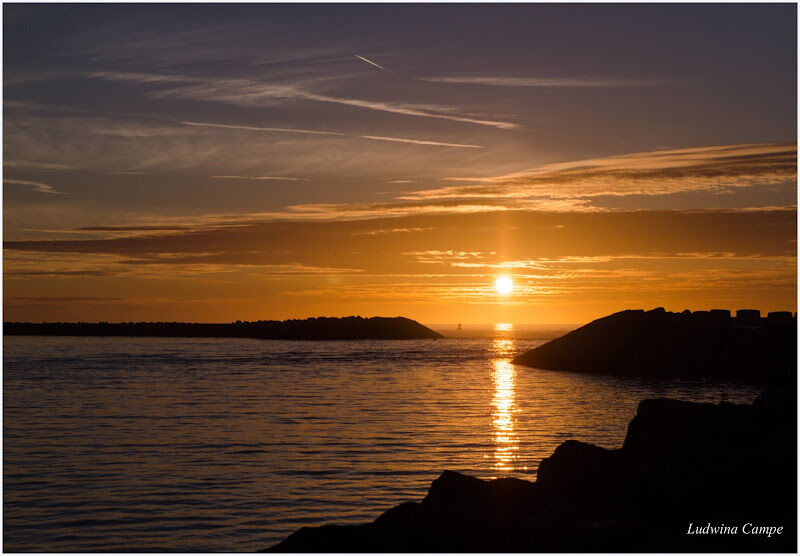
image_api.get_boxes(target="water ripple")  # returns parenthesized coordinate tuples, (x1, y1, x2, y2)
(4, 334, 759, 551)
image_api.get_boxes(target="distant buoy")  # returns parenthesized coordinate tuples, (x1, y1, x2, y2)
(457, 323, 462, 330)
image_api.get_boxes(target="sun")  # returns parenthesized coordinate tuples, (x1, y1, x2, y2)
(495, 275, 513, 295)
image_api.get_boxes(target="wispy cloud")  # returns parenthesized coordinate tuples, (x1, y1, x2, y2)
(7, 210, 793, 314)
(212, 175, 304, 181)
(229, 142, 794, 218)
(13, 296, 125, 302)
(422, 76, 666, 87)
(300, 91, 517, 129)
(400, 143, 797, 202)
(283, 198, 591, 219)
(4, 178, 64, 194)
(4, 160, 77, 171)
(360, 135, 482, 148)
(183, 120, 342, 136)
(354, 53, 388, 71)
(185, 120, 483, 148)
(351, 227, 433, 236)
(90, 71, 518, 129)
(7, 208, 795, 261)
(3, 109, 492, 180)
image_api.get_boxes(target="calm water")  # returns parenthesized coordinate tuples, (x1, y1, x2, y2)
(4, 328, 761, 551)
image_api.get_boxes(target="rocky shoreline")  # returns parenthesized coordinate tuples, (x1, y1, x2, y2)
(269, 388, 796, 552)
(3, 316, 444, 341)
(513, 308, 796, 383)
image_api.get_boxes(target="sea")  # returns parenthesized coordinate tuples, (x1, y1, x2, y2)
(3, 324, 762, 551)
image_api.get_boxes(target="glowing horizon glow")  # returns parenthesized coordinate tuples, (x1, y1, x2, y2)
(495, 275, 514, 295)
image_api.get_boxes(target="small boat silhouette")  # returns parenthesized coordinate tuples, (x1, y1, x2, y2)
(457, 322, 462, 330)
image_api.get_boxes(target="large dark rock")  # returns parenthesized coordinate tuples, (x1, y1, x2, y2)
(269, 389, 796, 552)
(512, 308, 796, 384)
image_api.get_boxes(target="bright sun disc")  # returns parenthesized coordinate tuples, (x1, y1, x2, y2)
(495, 276, 513, 295)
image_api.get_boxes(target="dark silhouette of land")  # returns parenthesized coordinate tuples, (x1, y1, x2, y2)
(513, 308, 796, 384)
(270, 388, 796, 552)
(3, 316, 443, 340)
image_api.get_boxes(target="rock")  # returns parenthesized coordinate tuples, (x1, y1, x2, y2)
(512, 308, 796, 384)
(268, 391, 796, 552)
(422, 470, 542, 523)
(536, 440, 618, 497)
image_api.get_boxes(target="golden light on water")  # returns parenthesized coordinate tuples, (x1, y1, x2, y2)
(491, 337, 518, 472)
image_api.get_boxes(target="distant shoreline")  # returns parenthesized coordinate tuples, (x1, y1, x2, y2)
(3, 316, 444, 341)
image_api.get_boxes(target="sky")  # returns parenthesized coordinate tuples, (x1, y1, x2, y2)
(3, 4, 797, 325)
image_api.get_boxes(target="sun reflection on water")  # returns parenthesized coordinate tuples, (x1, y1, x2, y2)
(491, 334, 518, 474)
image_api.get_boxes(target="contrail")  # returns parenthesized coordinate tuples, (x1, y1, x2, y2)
(183, 121, 343, 136)
(360, 135, 483, 149)
(354, 53, 388, 71)
(183, 121, 483, 149)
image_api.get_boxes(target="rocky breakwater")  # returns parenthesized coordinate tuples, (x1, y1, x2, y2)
(512, 308, 796, 383)
(3, 316, 444, 341)
(269, 388, 795, 552)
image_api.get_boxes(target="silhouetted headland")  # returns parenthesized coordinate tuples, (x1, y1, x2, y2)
(270, 388, 796, 552)
(513, 308, 796, 384)
(3, 316, 443, 340)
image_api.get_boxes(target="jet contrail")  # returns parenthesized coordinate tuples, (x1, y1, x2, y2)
(354, 53, 388, 71)
(183, 121, 483, 149)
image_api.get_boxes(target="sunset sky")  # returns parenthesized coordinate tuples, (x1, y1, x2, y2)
(3, 4, 797, 324)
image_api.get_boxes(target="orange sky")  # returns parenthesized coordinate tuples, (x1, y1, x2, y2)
(4, 5, 797, 325)
(5, 194, 797, 325)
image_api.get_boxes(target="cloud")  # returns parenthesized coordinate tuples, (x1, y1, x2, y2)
(399, 143, 797, 202)
(4, 160, 78, 171)
(182, 120, 342, 136)
(422, 76, 666, 87)
(78, 225, 194, 232)
(212, 175, 304, 181)
(359, 135, 482, 149)
(351, 227, 434, 236)
(299, 91, 518, 129)
(127, 142, 789, 220)
(5, 209, 795, 318)
(90, 71, 518, 129)
(13, 296, 125, 302)
(4, 111, 492, 178)
(5, 208, 796, 263)
(67, 18, 358, 71)
(3, 178, 64, 194)
(185, 120, 484, 148)
(282, 198, 584, 219)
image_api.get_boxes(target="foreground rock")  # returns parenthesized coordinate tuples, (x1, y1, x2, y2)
(3, 316, 443, 341)
(269, 389, 795, 552)
(513, 308, 796, 384)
